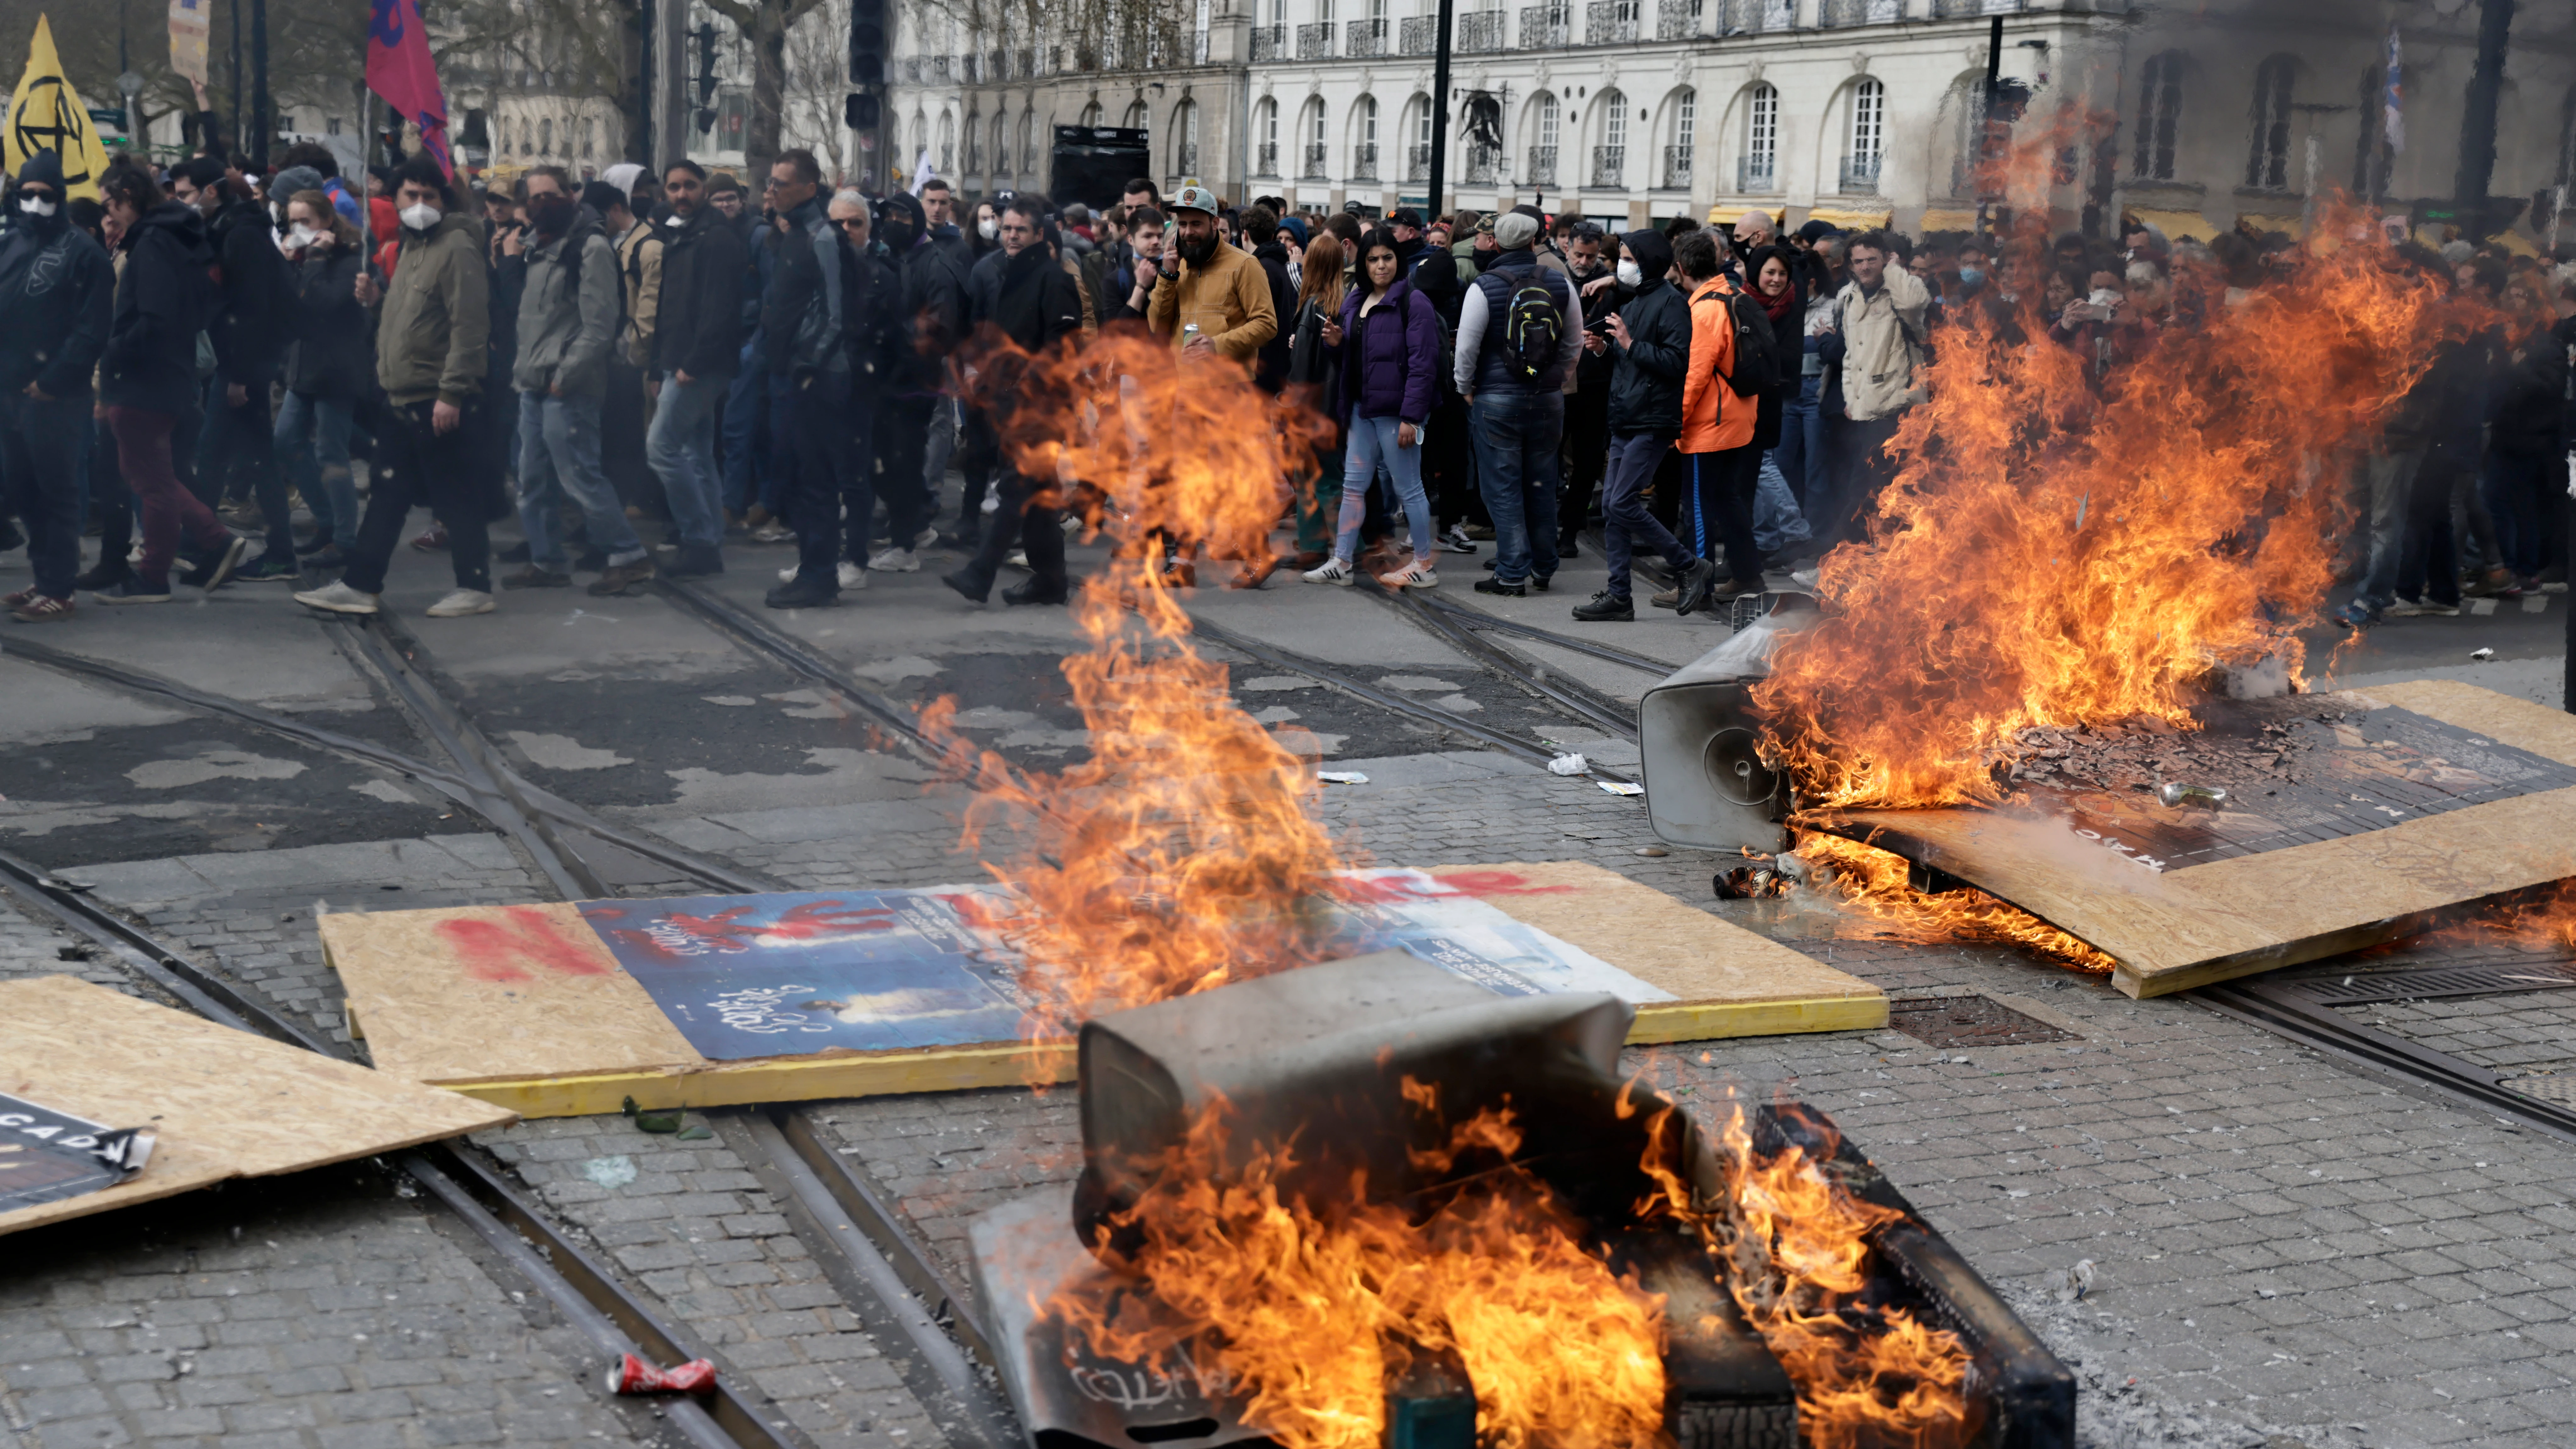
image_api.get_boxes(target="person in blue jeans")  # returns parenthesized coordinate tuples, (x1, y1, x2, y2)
(1573, 228, 1716, 622)
(272, 192, 369, 571)
(1452, 210, 1582, 594)
(1302, 228, 1442, 587)
(642, 161, 746, 578)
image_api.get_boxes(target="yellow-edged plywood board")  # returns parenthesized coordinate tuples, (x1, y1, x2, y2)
(0, 976, 516, 1236)
(321, 862, 1884, 1118)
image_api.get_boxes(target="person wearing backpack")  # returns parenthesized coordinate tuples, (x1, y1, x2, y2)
(1675, 229, 1768, 605)
(1302, 227, 1442, 588)
(1451, 210, 1581, 595)
(1573, 228, 1717, 623)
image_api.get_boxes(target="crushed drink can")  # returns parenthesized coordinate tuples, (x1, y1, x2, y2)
(606, 1353, 718, 1395)
(2154, 782, 2227, 809)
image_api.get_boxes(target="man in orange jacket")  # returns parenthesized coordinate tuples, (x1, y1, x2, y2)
(1674, 230, 1765, 604)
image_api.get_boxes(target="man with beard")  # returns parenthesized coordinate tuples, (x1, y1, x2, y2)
(759, 149, 861, 609)
(0, 151, 114, 621)
(644, 159, 747, 580)
(866, 191, 963, 574)
(1146, 185, 1279, 365)
(942, 196, 1082, 608)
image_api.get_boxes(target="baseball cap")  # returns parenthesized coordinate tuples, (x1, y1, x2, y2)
(1474, 214, 1495, 235)
(1390, 207, 1424, 229)
(1169, 184, 1222, 216)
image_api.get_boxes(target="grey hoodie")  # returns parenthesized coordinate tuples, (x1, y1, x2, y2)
(511, 212, 619, 398)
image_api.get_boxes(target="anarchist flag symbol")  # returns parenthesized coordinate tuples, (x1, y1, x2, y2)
(9, 73, 89, 187)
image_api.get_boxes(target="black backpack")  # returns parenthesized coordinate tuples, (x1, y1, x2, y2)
(1713, 284, 1780, 398)
(1502, 275, 1564, 382)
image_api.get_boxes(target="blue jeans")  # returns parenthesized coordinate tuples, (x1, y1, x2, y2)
(2353, 445, 2424, 608)
(516, 389, 645, 571)
(647, 373, 728, 550)
(1774, 373, 1826, 509)
(273, 389, 357, 547)
(1602, 432, 1688, 601)
(1752, 449, 1812, 555)
(2483, 450, 2552, 579)
(1337, 415, 1433, 564)
(722, 333, 777, 515)
(1468, 390, 1564, 584)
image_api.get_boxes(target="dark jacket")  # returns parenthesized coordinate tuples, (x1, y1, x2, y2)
(1336, 279, 1441, 427)
(1607, 276, 1691, 437)
(0, 214, 113, 398)
(1250, 241, 1298, 391)
(208, 197, 293, 386)
(845, 246, 906, 395)
(282, 246, 369, 398)
(967, 245, 1082, 353)
(1397, 234, 1463, 325)
(101, 201, 214, 415)
(651, 205, 749, 382)
(1467, 248, 1576, 395)
(1285, 293, 1342, 415)
(762, 194, 841, 377)
(893, 237, 967, 391)
(2487, 324, 2567, 459)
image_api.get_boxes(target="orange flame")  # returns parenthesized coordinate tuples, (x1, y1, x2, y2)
(1796, 832, 2117, 973)
(928, 332, 1344, 1036)
(1756, 113, 2480, 810)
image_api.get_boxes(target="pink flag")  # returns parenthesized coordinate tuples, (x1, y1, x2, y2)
(367, 0, 452, 179)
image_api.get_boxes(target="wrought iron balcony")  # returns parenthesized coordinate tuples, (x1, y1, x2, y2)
(1458, 10, 1505, 51)
(1344, 16, 1386, 54)
(1463, 143, 1505, 184)
(1256, 142, 1280, 176)
(1352, 143, 1380, 180)
(1407, 143, 1430, 180)
(1591, 144, 1625, 188)
(1519, 4, 1570, 45)
(1302, 142, 1330, 179)
(1933, 0, 2020, 13)
(1524, 145, 1557, 186)
(1662, 146, 1692, 189)
(1719, 0, 1792, 30)
(1736, 155, 1778, 192)
(1585, 1, 1637, 43)
(1251, 23, 1285, 59)
(1296, 20, 1335, 56)
(1819, 0, 1901, 26)
(1838, 153, 1882, 194)
(1400, 15, 1437, 52)
(1656, 0, 1699, 38)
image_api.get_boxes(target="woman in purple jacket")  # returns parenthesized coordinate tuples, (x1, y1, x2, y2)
(1302, 227, 1444, 587)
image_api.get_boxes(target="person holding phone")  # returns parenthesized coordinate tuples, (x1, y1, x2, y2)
(1302, 227, 1441, 588)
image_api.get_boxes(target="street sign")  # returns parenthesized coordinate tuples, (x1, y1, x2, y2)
(87, 106, 124, 130)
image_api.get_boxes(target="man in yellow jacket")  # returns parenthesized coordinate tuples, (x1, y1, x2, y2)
(1146, 185, 1276, 364)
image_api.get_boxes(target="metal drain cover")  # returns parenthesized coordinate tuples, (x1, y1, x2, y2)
(1887, 995, 2082, 1049)
(2507, 1076, 2576, 1107)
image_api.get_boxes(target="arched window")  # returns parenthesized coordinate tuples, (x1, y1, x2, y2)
(1461, 93, 1502, 183)
(1353, 95, 1378, 179)
(1740, 82, 1777, 191)
(2351, 64, 2389, 196)
(1664, 87, 1695, 189)
(1407, 93, 1432, 180)
(1594, 87, 1626, 188)
(2247, 54, 2294, 190)
(1528, 92, 1559, 186)
(1080, 99, 1102, 127)
(991, 109, 1010, 177)
(1019, 112, 1037, 180)
(1122, 98, 1150, 129)
(2134, 50, 2182, 181)
(1302, 97, 1327, 177)
(539, 115, 553, 156)
(937, 111, 955, 174)
(581, 116, 595, 160)
(964, 108, 982, 173)
(1255, 97, 1280, 175)
(910, 112, 927, 170)
(1174, 98, 1200, 177)
(1846, 78, 1883, 179)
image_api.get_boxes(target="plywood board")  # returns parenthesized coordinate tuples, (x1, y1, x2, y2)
(1819, 682, 2576, 999)
(322, 865, 1882, 1118)
(0, 976, 515, 1236)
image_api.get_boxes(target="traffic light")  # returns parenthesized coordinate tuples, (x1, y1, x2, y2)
(848, 0, 885, 85)
(845, 93, 879, 130)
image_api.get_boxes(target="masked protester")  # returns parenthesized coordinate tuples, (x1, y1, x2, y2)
(868, 189, 964, 573)
(941, 194, 1082, 608)
(1571, 228, 1717, 622)
(0, 150, 115, 621)
(168, 154, 298, 581)
(273, 189, 369, 571)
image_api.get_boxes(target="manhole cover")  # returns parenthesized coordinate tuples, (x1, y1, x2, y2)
(1887, 995, 2082, 1049)
(2507, 1076, 2576, 1107)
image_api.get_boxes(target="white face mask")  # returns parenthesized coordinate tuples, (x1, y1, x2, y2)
(1616, 259, 1642, 288)
(17, 196, 56, 217)
(977, 217, 998, 240)
(288, 224, 320, 249)
(399, 202, 440, 232)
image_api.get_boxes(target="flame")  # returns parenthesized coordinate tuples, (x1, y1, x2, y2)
(1796, 831, 2118, 973)
(1054, 1101, 1671, 1449)
(928, 332, 1343, 1035)
(1756, 112, 2480, 810)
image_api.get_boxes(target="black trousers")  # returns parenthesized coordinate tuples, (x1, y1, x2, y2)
(964, 465, 1066, 594)
(781, 372, 856, 589)
(954, 407, 1000, 543)
(343, 397, 493, 595)
(1562, 383, 1610, 539)
(197, 378, 292, 558)
(0, 389, 91, 598)
(1818, 412, 1903, 550)
(1682, 445, 1763, 589)
(875, 395, 930, 554)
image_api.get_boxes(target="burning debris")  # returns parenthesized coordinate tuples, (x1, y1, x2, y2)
(969, 955, 2073, 1449)
(1774, 835, 2118, 974)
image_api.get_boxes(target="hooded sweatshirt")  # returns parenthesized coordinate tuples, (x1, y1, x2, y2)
(0, 152, 114, 398)
(1605, 230, 1690, 437)
(101, 200, 214, 415)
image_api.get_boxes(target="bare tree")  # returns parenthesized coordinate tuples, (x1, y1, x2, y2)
(439, 0, 649, 163)
(0, 0, 365, 156)
(779, 0, 849, 177)
(695, 0, 830, 180)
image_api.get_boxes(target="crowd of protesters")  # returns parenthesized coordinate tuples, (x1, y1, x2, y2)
(1, 122, 2571, 628)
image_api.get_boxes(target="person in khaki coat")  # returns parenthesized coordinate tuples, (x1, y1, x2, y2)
(1145, 185, 1277, 366)
(1814, 229, 1930, 551)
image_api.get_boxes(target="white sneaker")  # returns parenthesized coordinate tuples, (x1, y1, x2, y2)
(867, 547, 920, 573)
(292, 580, 381, 614)
(838, 560, 867, 590)
(425, 588, 496, 617)
(1005, 549, 1029, 569)
(777, 564, 798, 582)
(1790, 568, 1818, 588)
(749, 522, 794, 544)
(1302, 556, 1355, 586)
(1378, 558, 1439, 590)
(913, 527, 941, 552)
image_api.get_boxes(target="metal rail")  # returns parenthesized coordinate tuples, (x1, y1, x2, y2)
(653, 580, 941, 758)
(1365, 586, 1642, 742)
(1185, 615, 1568, 766)
(1402, 590, 1680, 677)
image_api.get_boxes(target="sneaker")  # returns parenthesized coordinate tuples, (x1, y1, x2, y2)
(1570, 589, 1634, 622)
(587, 559, 658, 597)
(1378, 558, 1438, 590)
(2329, 599, 2377, 628)
(1002, 578, 1069, 606)
(935, 529, 982, 551)
(868, 546, 921, 573)
(1441, 524, 1479, 555)
(913, 527, 941, 552)
(502, 564, 572, 589)
(1556, 536, 1582, 560)
(1473, 576, 1526, 597)
(410, 524, 448, 552)
(292, 580, 381, 614)
(1301, 557, 1355, 586)
(2464, 565, 2521, 598)
(295, 533, 344, 557)
(233, 553, 301, 583)
(2380, 596, 2433, 617)
(2, 585, 34, 608)
(1531, 575, 1552, 593)
(10, 593, 73, 623)
(661, 544, 724, 579)
(182, 535, 251, 591)
(93, 578, 173, 605)
(1650, 586, 1682, 610)
(743, 503, 774, 529)
(941, 568, 993, 604)
(749, 522, 795, 544)
(766, 577, 839, 609)
(838, 559, 868, 591)
(1463, 523, 1495, 541)
(71, 560, 132, 592)
(777, 564, 799, 582)
(425, 589, 496, 617)
(1006, 548, 1031, 570)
